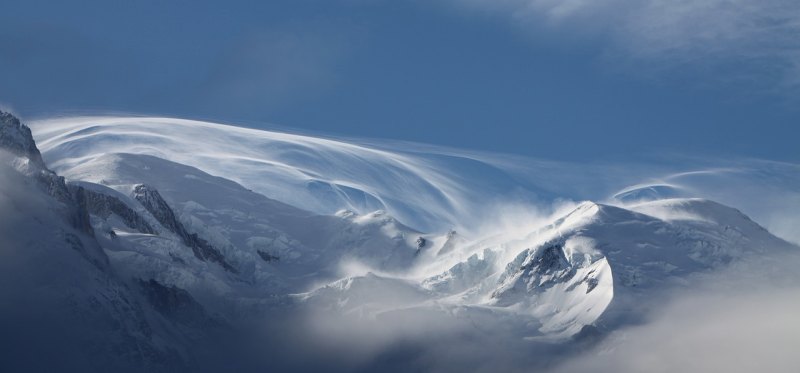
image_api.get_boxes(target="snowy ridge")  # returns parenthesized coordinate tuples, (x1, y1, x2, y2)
(299, 199, 796, 339)
(30, 116, 544, 233)
(29, 116, 800, 245)
(61, 152, 438, 299)
(27, 116, 799, 339)
(3, 111, 798, 370)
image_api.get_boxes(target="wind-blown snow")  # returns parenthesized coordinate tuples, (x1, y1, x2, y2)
(5, 112, 800, 372)
(30, 116, 552, 234)
(29, 116, 800, 246)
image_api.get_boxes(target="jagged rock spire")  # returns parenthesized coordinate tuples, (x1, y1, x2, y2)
(0, 110, 47, 169)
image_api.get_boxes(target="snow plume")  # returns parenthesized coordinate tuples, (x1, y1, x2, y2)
(11, 116, 800, 372)
(606, 159, 800, 246)
(29, 116, 800, 245)
(29, 116, 548, 235)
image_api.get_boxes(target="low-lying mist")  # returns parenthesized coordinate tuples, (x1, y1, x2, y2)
(198, 246, 800, 373)
(553, 249, 800, 373)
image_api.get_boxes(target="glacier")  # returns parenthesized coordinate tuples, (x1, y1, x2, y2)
(2, 111, 799, 372)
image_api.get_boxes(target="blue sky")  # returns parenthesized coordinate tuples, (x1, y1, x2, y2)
(1, 0, 798, 161)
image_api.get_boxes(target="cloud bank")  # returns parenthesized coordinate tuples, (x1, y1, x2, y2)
(551, 250, 800, 373)
(235, 249, 800, 373)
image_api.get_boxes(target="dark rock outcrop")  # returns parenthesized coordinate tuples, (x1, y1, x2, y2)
(73, 185, 156, 234)
(0, 111, 46, 169)
(138, 279, 221, 329)
(514, 243, 577, 292)
(525, 244, 571, 277)
(256, 250, 279, 262)
(1, 110, 94, 237)
(492, 242, 582, 303)
(133, 184, 236, 273)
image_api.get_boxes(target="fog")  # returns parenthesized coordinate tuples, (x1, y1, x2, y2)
(0, 158, 109, 371)
(251, 249, 800, 373)
(552, 250, 800, 373)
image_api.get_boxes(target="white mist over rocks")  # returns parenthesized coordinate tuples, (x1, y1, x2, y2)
(227, 250, 800, 373)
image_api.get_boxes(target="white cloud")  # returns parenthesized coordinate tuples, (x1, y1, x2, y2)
(447, 0, 800, 92)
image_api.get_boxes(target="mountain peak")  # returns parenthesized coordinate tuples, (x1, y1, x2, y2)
(0, 111, 47, 169)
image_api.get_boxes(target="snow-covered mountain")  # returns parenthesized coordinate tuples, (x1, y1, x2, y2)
(30, 116, 547, 234)
(2, 111, 797, 371)
(0, 112, 216, 372)
(300, 197, 795, 339)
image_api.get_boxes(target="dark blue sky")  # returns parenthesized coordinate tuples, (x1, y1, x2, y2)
(1, 0, 797, 161)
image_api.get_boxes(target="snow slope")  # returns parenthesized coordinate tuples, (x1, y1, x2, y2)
(609, 166, 800, 246)
(300, 197, 796, 339)
(54, 152, 442, 307)
(30, 116, 800, 246)
(5, 112, 798, 370)
(0, 114, 220, 371)
(2, 112, 447, 370)
(30, 116, 548, 233)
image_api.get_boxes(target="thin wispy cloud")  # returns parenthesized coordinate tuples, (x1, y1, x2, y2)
(448, 0, 800, 93)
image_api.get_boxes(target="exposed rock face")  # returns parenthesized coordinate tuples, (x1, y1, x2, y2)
(138, 279, 223, 330)
(491, 243, 580, 300)
(133, 184, 236, 273)
(75, 186, 156, 234)
(480, 234, 612, 339)
(1, 110, 94, 237)
(0, 111, 46, 169)
(256, 250, 280, 262)
(1, 112, 187, 371)
(523, 244, 574, 284)
(133, 184, 183, 234)
(70, 185, 96, 237)
(436, 229, 464, 255)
